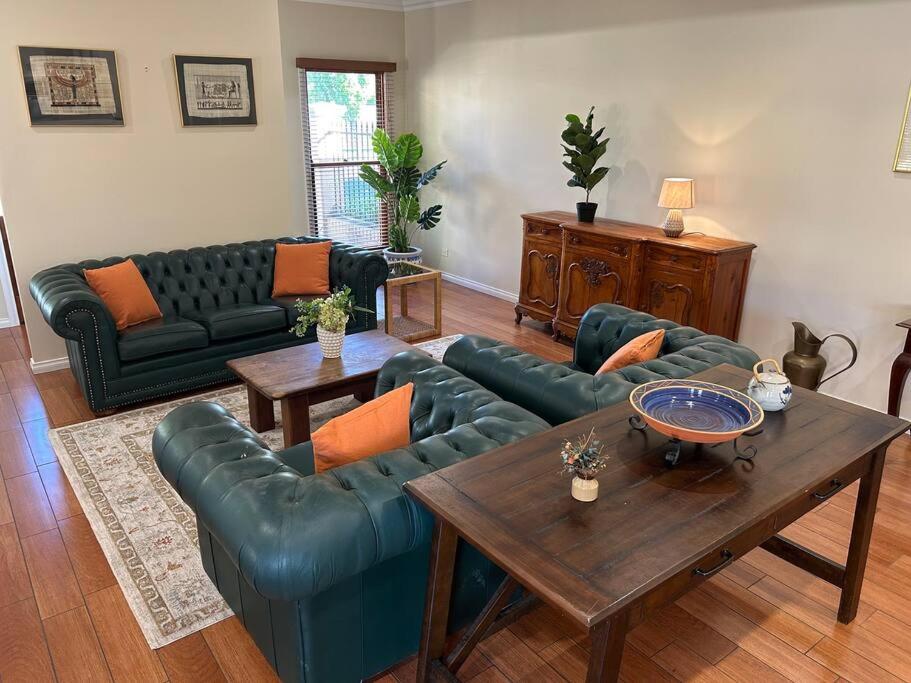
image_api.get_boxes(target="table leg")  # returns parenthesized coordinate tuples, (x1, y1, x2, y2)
(247, 385, 274, 432)
(838, 445, 887, 623)
(280, 394, 311, 447)
(416, 518, 459, 682)
(586, 611, 629, 683)
(433, 275, 442, 337)
(400, 284, 409, 318)
(888, 350, 911, 417)
(384, 284, 393, 336)
(353, 377, 377, 403)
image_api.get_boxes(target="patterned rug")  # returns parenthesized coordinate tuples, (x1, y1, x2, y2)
(49, 334, 461, 649)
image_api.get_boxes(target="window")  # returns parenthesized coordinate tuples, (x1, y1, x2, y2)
(297, 58, 396, 248)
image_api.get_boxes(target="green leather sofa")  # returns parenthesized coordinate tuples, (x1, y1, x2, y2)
(29, 237, 387, 413)
(443, 303, 760, 425)
(152, 351, 549, 682)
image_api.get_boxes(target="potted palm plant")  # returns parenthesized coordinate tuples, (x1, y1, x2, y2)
(562, 107, 610, 223)
(359, 129, 446, 263)
(291, 287, 372, 358)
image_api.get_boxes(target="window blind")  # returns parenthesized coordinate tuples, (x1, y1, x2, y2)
(298, 61, 396, 248)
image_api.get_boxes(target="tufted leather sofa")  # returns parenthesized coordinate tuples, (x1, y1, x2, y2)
(29, 237, 387, 412)
(444, 303, 760, 425)
(152, 350, 549, 682)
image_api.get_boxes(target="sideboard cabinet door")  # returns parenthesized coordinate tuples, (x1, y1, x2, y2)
(637, 266, 703, 328)
(515, 218, 563, 324)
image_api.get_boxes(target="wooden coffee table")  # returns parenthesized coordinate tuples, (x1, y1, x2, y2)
(227, 330, 417, 448)
(405, 364, 909, 682)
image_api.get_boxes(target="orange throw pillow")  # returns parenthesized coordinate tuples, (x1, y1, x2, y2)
(595, 329, 666, 375)
(272, 241, 331, 297)
(311, 382, 413, 474)
(83, 259, 162, 331)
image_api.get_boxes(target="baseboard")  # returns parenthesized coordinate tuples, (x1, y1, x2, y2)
(30, 356, 70, 374)
(441, 271, 518, 303)
(0, 317, 10, 330)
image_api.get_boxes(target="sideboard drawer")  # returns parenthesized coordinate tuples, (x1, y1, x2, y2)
(524, 220, 561, 244)
(646, 245, 707, 272)
(565, 230, 633, 259)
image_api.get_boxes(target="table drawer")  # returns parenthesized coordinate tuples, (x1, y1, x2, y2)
(565, 230, 633, 259)
(638, 456, 868, 616)
(646, 245, 707, 272)
(524, 220, 562, 244)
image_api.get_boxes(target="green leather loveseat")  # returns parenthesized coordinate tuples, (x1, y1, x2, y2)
(29, 237, 387, 413)
(152, 350, 548, 682)
(444, 303, 760, 425)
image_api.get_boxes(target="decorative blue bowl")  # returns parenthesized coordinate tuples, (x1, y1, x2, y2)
(629, 379, 764, 444)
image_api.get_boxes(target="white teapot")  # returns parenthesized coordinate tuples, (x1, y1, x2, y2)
(746, 359, 792, 412)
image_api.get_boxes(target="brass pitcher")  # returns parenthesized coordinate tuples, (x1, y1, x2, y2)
(782, 322, 858, 390)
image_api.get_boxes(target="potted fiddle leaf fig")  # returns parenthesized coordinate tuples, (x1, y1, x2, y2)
(562, 107, 610, 223)
(359, 129, 446, 264)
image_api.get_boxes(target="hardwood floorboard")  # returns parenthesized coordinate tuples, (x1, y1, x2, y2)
(43, 605, 113, 683)
(0, 427, 37, 479)
(0, 598, 56, 682)
(57, 514, 117, 595)
(85, 585, 168, 683)
(157, 632, 227, 683)
(0, 522, 33, 608)
(1, 286, 911, 682)
(6, 471, 57, 538)
(21, 528, 84, 619)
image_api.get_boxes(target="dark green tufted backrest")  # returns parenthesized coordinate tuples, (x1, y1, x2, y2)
(56, 236, 364, 318)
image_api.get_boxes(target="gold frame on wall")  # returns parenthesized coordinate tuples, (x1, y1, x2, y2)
(894, 83, 911, 173)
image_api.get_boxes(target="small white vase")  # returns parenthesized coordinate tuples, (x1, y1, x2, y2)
(571, 476, 599, 502)
(316, 326, 344, 358)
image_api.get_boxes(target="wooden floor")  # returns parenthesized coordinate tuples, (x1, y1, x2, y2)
(0, 281, 910, 682)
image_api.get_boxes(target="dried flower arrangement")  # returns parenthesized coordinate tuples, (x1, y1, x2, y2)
(559, 428, 609, 480)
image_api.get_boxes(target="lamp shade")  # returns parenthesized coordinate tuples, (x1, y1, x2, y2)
(658, 178, 695, 209)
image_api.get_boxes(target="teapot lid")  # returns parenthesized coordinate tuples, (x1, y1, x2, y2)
(756, 371, 789, 384)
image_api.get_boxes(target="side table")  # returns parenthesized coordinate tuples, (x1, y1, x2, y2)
(383, 261, 442, 342)
(888, 318, 911, 417)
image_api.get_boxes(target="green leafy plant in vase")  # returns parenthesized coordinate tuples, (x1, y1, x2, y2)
(562, 107, 610, 223)
(291, 286, 372, 358)
(359, 129, 446, 264)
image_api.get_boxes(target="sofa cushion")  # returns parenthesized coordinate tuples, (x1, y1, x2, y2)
(269, 295, 321, 326)
(84, 259, 163, 331)
(117, 317, 209, 362)
(272, 241, 331, 297)
(184, 304, 287, 341)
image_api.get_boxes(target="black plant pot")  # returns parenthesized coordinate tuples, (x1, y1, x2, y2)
(576, 202, 597, 223)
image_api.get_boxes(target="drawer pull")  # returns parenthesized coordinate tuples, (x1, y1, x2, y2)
(569, 234, 580, 244)
(813, 479, 845, 501)
(693, 549, 733, 577)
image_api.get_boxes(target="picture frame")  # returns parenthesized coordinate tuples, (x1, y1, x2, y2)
(18, 46, 123, 126)
(173, 55, 257, 126)
(895, 82, 911, 173)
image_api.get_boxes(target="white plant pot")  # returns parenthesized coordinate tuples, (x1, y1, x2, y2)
(571, 476, 599, 502)
(383, 246, 423, 265)
(316, 326, 345, 359)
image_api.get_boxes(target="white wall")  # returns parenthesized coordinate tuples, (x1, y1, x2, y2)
(0, 0, 293, 364)
(405, 0, 911, 414)
(277, 0, 406, 231)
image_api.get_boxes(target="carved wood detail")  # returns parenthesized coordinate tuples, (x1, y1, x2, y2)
(648, 281, 694, 324)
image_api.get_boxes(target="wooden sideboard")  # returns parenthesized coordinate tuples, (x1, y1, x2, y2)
(515, 211, 756, 341)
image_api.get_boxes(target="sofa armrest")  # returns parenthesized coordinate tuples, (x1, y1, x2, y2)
(328, 244, 388, 329)
(29, 265, 118, 342)
(152, 357, 547, 603)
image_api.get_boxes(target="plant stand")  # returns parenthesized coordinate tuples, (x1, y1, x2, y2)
(383, 262, 442, 342)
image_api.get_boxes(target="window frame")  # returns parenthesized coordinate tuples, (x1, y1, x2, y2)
(297, 58, 396, 248)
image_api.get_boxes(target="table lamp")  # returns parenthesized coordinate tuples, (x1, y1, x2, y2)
(658, 178, 695, 238)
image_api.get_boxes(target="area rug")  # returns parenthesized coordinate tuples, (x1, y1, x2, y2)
(49, 334, 461, 649)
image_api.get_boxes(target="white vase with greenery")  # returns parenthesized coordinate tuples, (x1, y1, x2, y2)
(359, 129, 446, 263)
(291, 287, 372, 359)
